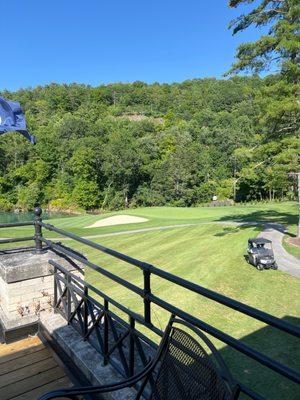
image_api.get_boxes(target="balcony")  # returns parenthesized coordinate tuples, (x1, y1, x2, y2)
(0, 208, 299, 399)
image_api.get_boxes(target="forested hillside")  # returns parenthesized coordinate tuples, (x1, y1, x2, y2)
(0, 75, 298, 211)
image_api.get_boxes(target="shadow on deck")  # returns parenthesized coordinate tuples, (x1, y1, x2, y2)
(0, 335, 71, 400)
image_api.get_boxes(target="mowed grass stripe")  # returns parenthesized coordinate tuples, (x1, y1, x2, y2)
(0, 203, 299, 399)
(0, 202, 297, 239)
(79, 222, 299, 400)
(78, 223, 299, 318)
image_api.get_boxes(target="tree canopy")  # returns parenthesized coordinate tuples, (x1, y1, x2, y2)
(0, 76, 297, 212)
(228, 0, 300, 80)
(228, 0, 299, 234)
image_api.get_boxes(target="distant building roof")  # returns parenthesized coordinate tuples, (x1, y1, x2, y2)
(248, 238, 272, 244)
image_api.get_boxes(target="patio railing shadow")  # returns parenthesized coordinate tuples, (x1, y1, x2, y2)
(219, 315, 300, 400)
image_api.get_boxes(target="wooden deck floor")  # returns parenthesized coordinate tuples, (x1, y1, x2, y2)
(0, 335, 72, 400)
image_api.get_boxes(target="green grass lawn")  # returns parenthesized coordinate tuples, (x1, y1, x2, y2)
(0, 202, 299, 398)
(282, 222, 300, 260)
(283, 238, 300, 260)
(0, 201, 297, 238)
(64, 221, 300, 400)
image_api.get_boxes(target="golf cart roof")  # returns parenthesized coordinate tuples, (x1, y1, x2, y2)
(248, 238, 272, 245)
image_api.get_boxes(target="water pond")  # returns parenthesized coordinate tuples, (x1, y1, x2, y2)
(0, 211, 73, 224)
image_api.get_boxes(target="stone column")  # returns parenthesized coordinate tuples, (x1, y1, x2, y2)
(0, 247, 82, 342)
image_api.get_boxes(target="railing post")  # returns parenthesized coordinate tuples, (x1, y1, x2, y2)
(67, 273, 72, 323)
(103, 299, 109, 366)
(53, 265, 58, 312)
(143, 269, 152, 325)
(83, 286, 88, 339)
(34, 206, 43, 254)
(129, 316, 135, 377)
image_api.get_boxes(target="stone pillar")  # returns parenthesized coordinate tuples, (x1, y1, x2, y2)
(0, 247, 82, 342)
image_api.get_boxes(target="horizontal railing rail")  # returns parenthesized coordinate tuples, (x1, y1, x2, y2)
(0, 236, 35, 244)
(49, 255, 300, 400)
(0, 207, 43, 253)
(0, 221, 33, 228)
(1, 207, 299, 400)
(39, 224, 300, 339)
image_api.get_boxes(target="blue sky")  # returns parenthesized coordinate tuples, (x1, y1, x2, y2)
(1, 0, 263, 91)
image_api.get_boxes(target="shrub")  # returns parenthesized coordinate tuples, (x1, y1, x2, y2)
(72, 180, 100, 210)
(0, 197, 14, 212)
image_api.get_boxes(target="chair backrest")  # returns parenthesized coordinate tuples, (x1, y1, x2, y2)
(139, 316, 238, 400)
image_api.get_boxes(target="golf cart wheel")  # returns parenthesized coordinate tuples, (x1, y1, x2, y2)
(272, 262, 278, 270)
(256, 263, 264, 271)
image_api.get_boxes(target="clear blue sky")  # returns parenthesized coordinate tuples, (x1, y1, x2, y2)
(1, 0, 262, 91)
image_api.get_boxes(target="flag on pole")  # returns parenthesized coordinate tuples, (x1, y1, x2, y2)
(0, 97, 36, 144)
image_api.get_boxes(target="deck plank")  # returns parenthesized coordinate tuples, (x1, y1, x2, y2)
(0, 348, 51, 375)
(0, 336, 72, 400)
(0, 357, 57, 388)
(0, 343, 45, 365)
(1, 366, 66, 400)
(10, 376, 71, 400)
(0, 336, 40, 357)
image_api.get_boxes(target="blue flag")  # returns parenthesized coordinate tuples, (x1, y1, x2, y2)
(0, 97, 36, 144)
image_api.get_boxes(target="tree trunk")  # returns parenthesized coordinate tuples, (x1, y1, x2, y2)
(297, 172, 300, 237)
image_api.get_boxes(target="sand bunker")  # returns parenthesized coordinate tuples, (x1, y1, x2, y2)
(86, 215, 148, 228)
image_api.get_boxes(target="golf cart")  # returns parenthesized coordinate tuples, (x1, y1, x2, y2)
(247, 238, 278, 271)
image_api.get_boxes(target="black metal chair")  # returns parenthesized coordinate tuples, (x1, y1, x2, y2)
(38, 315, 240, 400)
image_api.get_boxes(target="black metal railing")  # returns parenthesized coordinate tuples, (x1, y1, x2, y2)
(0, 207, 299, 400)
(0, 206, 43, 253)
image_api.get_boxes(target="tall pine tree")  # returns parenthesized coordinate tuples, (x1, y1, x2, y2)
(228, 0, 300, 234)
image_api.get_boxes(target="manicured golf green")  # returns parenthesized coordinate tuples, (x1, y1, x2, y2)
(0, 201, 297, 238)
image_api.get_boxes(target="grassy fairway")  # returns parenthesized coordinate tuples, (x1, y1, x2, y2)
(0, 202, 299, 398)
(66, 221, 300, 400)
(0, 201, 297, 238)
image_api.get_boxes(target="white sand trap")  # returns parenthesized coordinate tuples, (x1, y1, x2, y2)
(86, 215, 148, 228)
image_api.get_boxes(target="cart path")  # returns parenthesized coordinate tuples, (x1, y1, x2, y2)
(258, 223, 300, 278)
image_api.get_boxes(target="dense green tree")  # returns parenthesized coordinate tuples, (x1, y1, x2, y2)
(228, 0, 300, 79)
(72, 180, 100, 210)
(0, 76, 298, 211)
(228, 0, 300, 233)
